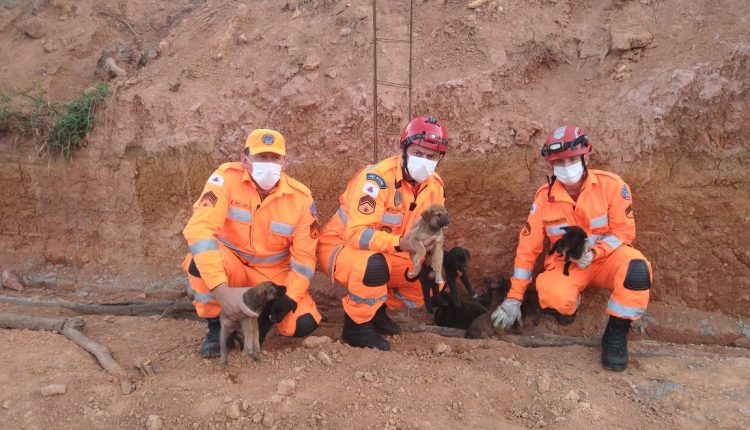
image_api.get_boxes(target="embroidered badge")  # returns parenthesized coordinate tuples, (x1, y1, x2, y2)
(625, 204, 634, 219)
(394, 190, 402, 207)
(310, 201, 319, 219)
(621, 184, 631, 200)
(198, 191, 218, 208)
(358, 195, 376, 215)
(362, 182, 380, 198)
(379, 226, 393, 233)
(521, 221, 532, 237)
(310, 220, 319, 239)
(262, 134, 274, 145)
(366, 173, 387, 189)
(208, 173, 224, 187)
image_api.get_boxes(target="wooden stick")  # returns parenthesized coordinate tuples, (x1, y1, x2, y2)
(0, 295, 197, 318)
(0, 311, 127, 378)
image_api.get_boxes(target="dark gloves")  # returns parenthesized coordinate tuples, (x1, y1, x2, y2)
(269, 295, 298, 323)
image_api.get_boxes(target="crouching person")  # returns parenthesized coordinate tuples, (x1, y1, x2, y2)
(492, 125, 652, 371)
(182, 129, 322, 358)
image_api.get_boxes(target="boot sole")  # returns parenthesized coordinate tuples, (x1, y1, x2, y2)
(602, 362, 627, 372)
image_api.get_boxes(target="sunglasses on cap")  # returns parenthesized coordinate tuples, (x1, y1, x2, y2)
(540, 135, 589, 157)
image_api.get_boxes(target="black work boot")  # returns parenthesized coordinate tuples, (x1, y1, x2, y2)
(601, 316, 632, 371)
(543, 308, 578, 326)
(342, 313, 390, 351)
(199, 317, 221, 358)
(371, 304, 401, 335)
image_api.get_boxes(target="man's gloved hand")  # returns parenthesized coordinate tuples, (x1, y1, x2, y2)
(269, 295, 298, 323)
(491, 299, 523, 330)
(571, 247, 595, 270)
(213, 283, 259, 321)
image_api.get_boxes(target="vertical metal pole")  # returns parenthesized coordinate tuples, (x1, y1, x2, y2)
(408, 0, 413, 120)
(372, 0, 379, 164)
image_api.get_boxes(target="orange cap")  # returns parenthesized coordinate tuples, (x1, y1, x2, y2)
(245, 129, 285, 156)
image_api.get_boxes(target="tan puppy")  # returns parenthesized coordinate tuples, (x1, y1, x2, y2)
(405, 204, 450, 284)
(219, 282, 286, 367)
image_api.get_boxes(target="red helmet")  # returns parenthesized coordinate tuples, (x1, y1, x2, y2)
(399, 116, 448, 154)
(541, 125, 591, 162)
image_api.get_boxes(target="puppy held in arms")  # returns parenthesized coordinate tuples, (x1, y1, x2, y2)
(404, 204, 450, 313)
(219, 282, 286, 367)
(548, 226, 588, 276)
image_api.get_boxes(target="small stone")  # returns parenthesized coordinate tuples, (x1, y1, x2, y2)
(363, 372, 375, 383)
(262, 412, 275, 428)
(317, 351, 333, 366)
(302, 336, 333, 349)
(252, 412, 264, 423)
(226, 402, 241, 420)
(237, 33, 249, 44)
(241, 400, 249, 411)
(40, 383, 67, 396)
(303, 54, 321, 71)
(433, 343, 449, 354)
(2, 400, 10, 409)
(339, 27, 352, 37)
(145, 415, 163, 430)
(120, 380, 134, 395)
(1, 269, 24, 291)
(19, 18, 46, 39)
(565, 389, 580, 402)
(277, 379, 295, 396)
(467, 0, 489, 9)
(537, 373, 552, 393)
(157, 40, 170, 56)
(537, 420, 547, 428)
(610, 25, 654, 51)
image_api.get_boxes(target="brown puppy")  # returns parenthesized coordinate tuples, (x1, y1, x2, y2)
(219, 282, 286, 367)
(405, 204, 450, 284)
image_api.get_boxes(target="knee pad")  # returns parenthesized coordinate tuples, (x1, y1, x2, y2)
(188, 259, 201, 278)
(624, 259, 651, 291)
(293, 313, 318, 337)
(363, 253, 390, 287)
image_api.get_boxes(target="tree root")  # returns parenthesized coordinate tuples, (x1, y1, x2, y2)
(0, 311, 127, 379)
(0, 295, 197, 319)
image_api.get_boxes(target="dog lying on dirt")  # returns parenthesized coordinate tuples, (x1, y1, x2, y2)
(219, 282, 286, 367)
(403, 204, 450, 313)
(548, 225, 588, 276)
(434, 275, 540, 339)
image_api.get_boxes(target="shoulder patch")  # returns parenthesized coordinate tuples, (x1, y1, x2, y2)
(362, 182, 380, 198)
(310, 201, 319, 219)
(207, 173, 224, 187)
(199, 191, 218, 208)
(621, 184, 631, 200)
(366, 173, 387, 189)
(358, 195, 376, 215)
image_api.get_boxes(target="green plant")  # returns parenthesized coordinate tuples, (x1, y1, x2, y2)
(46, 82, 108, 158)
(138, 50, 149, 67)
(0, 82, 108, 159)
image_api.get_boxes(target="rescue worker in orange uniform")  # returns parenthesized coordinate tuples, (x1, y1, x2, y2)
(317, 116, 448, 351)
(491, 125, 652, 371)
(182, 129, 322, 358)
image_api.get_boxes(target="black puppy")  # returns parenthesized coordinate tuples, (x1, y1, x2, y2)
(548, 226, 588, 276)
(405, 265, 445, 314)
(443, 247, 477, 306)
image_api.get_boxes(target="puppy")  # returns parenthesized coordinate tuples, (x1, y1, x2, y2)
(443, 246, 477, 306)
(465, 277, 510, 339)
(404, 204, 450, 312)
(219, 282, 286, 367)
(548, 226, 588, 276)
(433, 290, 487, 329)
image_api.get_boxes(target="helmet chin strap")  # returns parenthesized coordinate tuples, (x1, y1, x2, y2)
(401, 149, 415, 183)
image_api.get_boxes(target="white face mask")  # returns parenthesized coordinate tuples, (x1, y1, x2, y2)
(407, 155, 438, 183)
(251, 162, 282, 190)
(553, 161, 584, 185)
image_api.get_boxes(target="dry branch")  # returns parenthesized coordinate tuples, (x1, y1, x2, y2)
(0, 311, 127, 378)
(98, 10, 141, 40)
(0, 295, 197, 319)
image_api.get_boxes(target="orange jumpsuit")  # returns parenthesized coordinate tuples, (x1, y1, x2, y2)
(182, 162, 322, 336)
(317, 155, 446, 323)
(507, 169, 651, 320)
